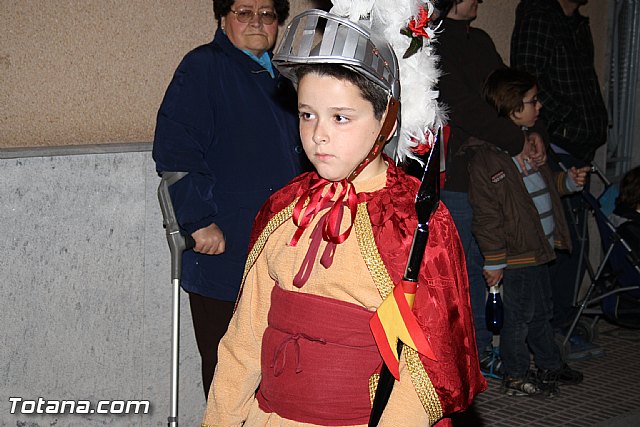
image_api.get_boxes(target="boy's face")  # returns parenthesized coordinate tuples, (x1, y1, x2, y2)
(510, 86, 542, 128)
(297, 73, 389, 182)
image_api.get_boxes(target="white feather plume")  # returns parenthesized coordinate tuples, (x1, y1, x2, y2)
(331, 0, 446, 163)
(330, 0, 376, 22)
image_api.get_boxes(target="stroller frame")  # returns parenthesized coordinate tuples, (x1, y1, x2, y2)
(562, 164, 640, 352)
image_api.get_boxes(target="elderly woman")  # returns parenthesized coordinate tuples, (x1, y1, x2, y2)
(153, 0, 307, 399)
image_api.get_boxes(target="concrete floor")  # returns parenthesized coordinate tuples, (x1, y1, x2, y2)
(451, 321, 640, 427)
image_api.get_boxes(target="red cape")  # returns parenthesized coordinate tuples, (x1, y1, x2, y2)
(245, 161, 486, 421)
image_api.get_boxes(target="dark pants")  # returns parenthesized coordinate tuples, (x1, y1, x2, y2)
(189, 293, 235, 399)
(501, 265, 562, 378)
(442, 190, 492, 355)
(548, 152, 590, 329)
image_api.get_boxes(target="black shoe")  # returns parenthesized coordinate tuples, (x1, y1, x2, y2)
(535, 371, 559, 398)
(538, 363, 583, 386)
(501, 371, 543, 397)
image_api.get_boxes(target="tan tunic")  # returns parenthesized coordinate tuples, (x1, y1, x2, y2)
(202, 168, 429, 427)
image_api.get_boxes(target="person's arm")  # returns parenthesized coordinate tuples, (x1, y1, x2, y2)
(468, 152, 508, 270)
(152, 49, 221, 245)
(202, 249, 270, 425)
(437, 35, 524, 156)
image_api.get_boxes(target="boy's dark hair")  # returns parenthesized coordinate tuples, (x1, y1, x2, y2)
(483, 68, 537, 118)
(213, 0, 290, 25)
(294, 64, 389, 120)
(617, 165, 640, 209)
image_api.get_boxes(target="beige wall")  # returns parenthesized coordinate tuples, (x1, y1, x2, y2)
(0, 0, 320, 148)
(0, 0, 609, 148)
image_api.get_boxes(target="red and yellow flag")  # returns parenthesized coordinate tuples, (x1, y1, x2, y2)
(370, 280, 437, 379)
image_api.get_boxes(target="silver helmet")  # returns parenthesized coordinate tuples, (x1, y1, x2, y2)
(273, 9, 400, 102)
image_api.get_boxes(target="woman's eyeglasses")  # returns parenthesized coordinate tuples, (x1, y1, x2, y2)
(523, 96, 540, 106)
(230, 9, 278, 25)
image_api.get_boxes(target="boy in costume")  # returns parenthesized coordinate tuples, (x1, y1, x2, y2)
(202, 3, 485, 426)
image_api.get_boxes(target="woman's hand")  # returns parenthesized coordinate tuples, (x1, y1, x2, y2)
(192, 223, 226, 255)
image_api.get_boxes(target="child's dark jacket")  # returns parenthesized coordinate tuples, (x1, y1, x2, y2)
(467, 140, 572, 269)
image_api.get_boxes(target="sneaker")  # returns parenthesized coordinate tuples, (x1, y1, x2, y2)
(479, 349, 504, 379)
(501, 371, 543, 397)
(538, 363, 583, 386)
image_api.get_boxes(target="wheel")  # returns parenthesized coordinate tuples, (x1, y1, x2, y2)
(573, 317, 598, 343)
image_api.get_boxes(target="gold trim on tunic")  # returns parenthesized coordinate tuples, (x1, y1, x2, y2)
(369, 373, 380, 406)
(242, 200, 297, 283)
(234, 200, 298, 310)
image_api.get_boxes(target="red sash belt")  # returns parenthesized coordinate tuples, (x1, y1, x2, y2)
(256, 284, 382, 426)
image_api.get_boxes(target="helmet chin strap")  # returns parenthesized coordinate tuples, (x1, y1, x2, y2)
(347, 98, 401, 182)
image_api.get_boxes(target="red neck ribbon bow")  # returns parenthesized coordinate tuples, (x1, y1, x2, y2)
(289, 177, 359, 287)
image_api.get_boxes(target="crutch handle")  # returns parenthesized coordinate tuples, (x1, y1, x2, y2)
(158, 172, 196, 280)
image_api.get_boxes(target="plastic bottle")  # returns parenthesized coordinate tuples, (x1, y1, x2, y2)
(485, 284, 504, 334)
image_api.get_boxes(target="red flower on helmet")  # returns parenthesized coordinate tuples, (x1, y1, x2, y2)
(401, 6, 431, 58)
(408, 6, 430, 39)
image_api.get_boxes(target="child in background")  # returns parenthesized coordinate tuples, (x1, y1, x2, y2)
(468, 68, 589, 397)
(201, 7, 485, 427)
(610, 166, 640, 255)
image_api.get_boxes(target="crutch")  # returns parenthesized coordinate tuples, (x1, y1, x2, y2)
(157, 172, 195, 427)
